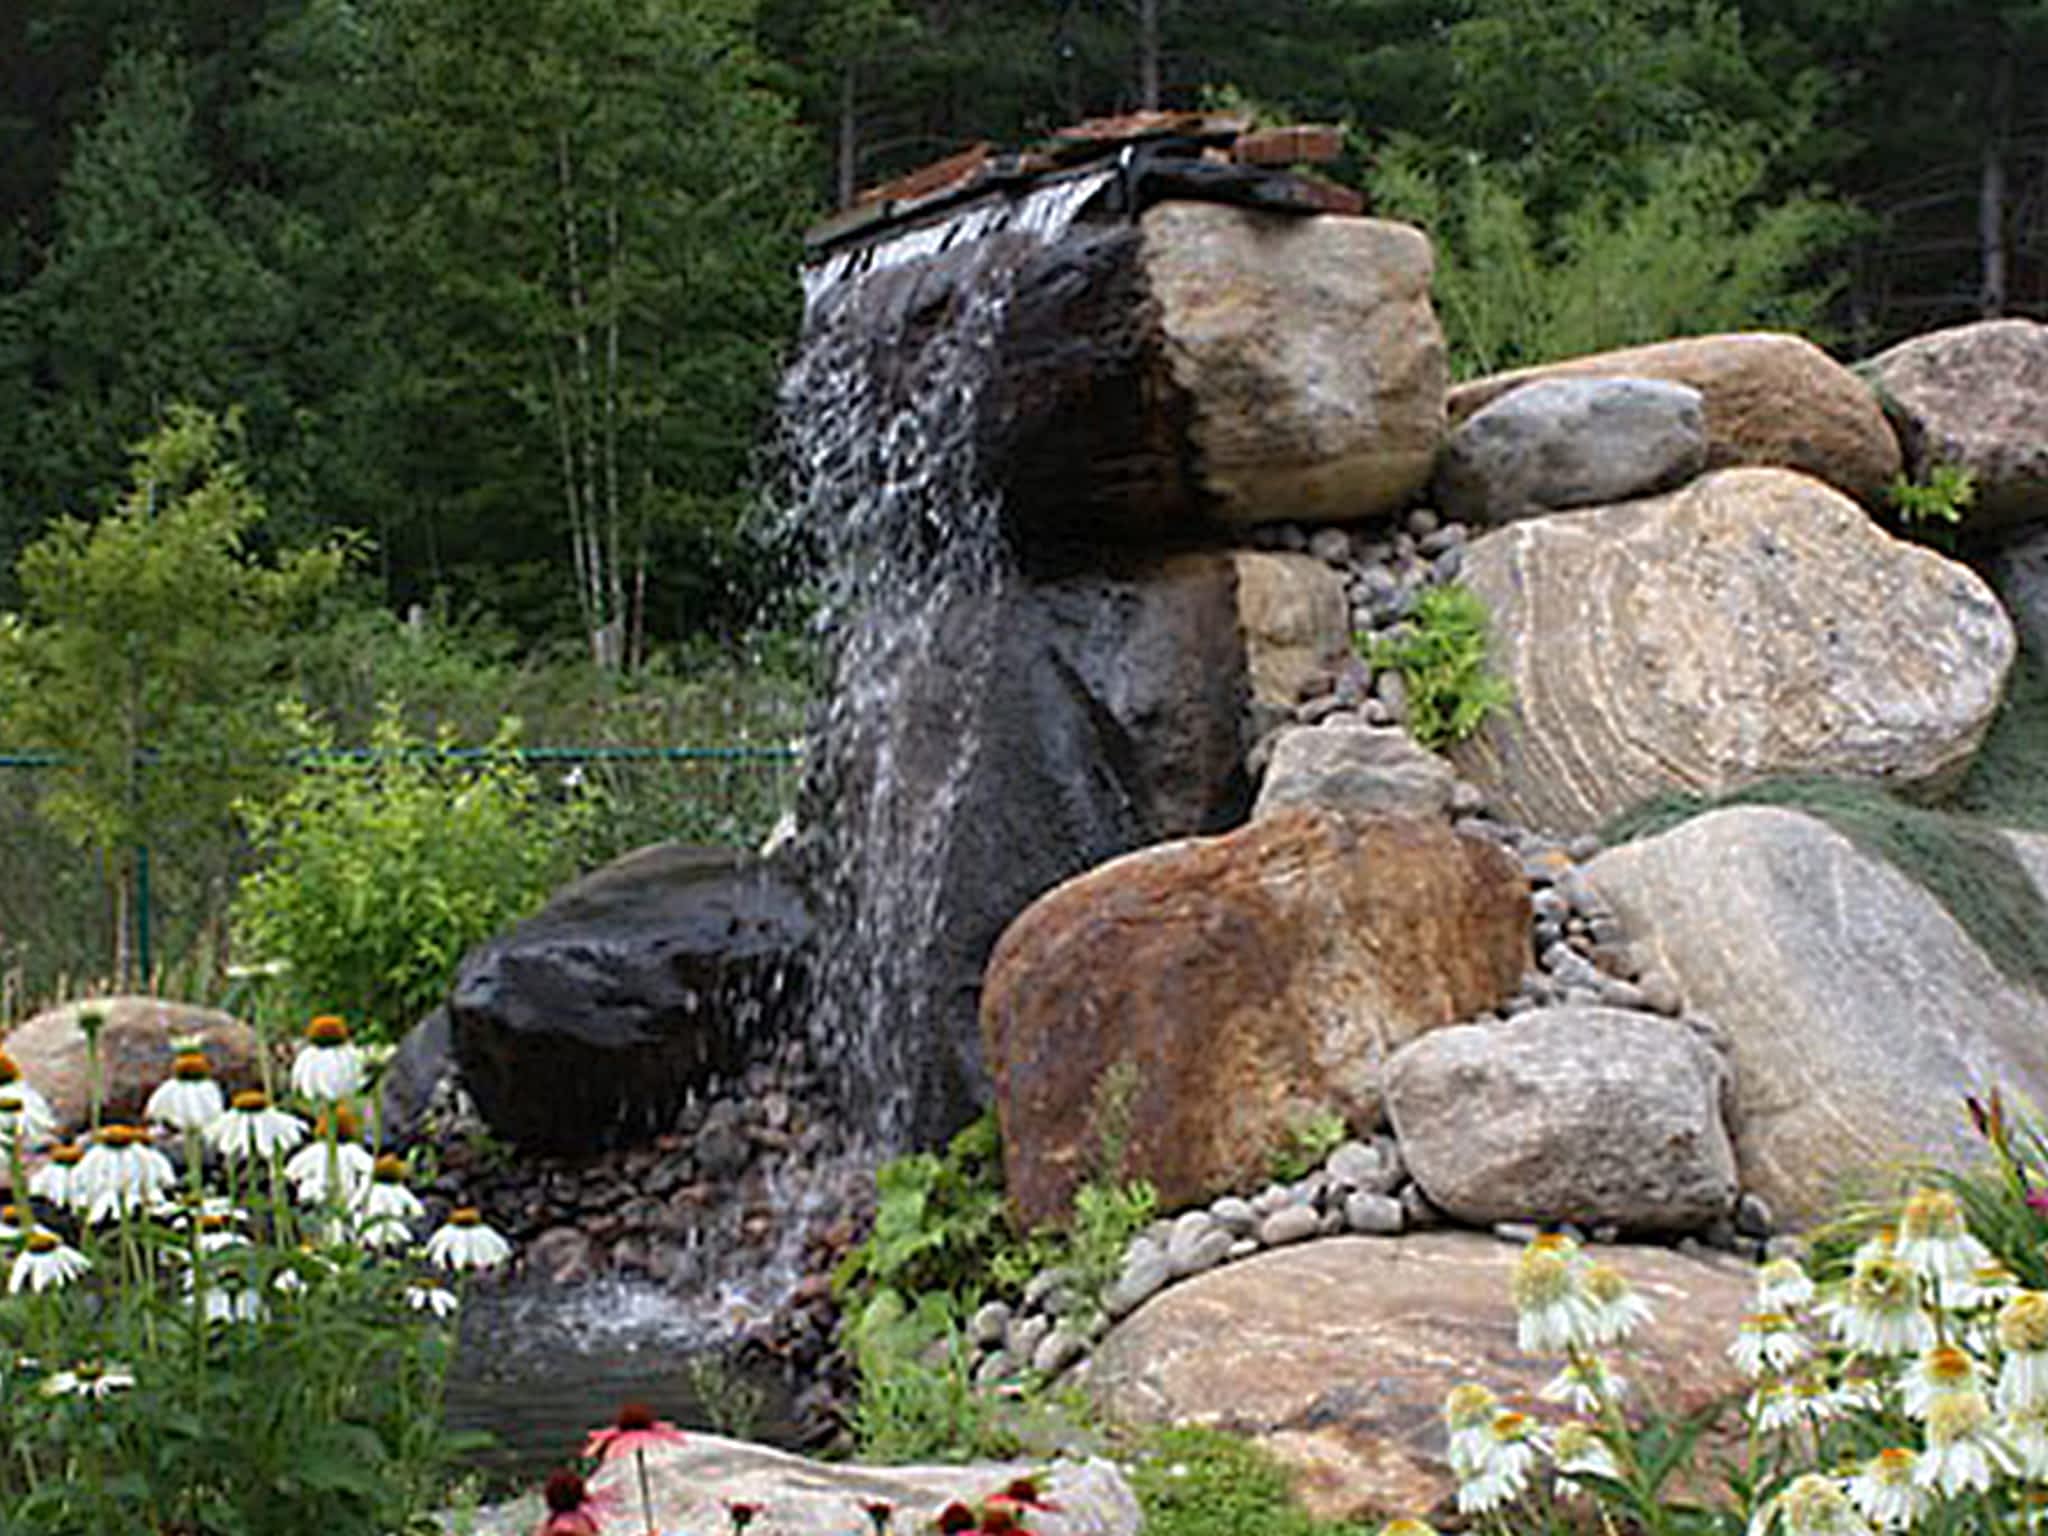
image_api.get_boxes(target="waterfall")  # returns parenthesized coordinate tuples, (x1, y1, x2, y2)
(778, 170, 1115, 1150)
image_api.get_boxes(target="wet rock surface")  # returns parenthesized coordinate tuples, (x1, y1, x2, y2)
(449, 843, 814, 1154)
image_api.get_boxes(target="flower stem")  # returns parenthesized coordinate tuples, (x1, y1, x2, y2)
(636, 1446, 657, 1536)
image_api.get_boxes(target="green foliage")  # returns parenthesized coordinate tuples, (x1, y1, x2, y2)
(834, 1113, 1015, 1308)
(1360, 584, 1512, 750)
(842, 1288, 1019, 1463)
(231, 703, 588, 1043)
(1604, 776, 2048, 996)
(1267, 1107, 1348, 1183)
(1371, 134, 1854, 379)
(1124, 1426, 1371, 1536)
(0, 406, 352, 978)
(1884, 463, 1978, 543)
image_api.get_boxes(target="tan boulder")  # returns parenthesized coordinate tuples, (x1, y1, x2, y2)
(1232, 551, 1351, 733)
(3, 995, 261, 1135)
(1452, 467, 2014, 835)
(1585, 806, 2048, 1227)
(1083, 1234, 1752, 1522)
(1863, 318, 2048, 532)
(982, 810, 1529, 1228)
(1145, 204, 1446, 525)
(1448, 332, 1901, 505)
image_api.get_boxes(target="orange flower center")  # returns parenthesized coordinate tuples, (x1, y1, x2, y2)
(306, 1015, 351, 1046)
(451, 1207, 482, 1227)
(172, 1051, 213, 1081)
(314, 1104, 364, 1141)
(25, 1231, 57, 1254)
(0, 1050, 17, 1084)
(373, 1154, 405, 1182)
(231, 1090, 269, 1113)
(97, 1124, 146, 1148)
(50, 1144, 83, 1166)
(1, 1206, 26, 1227)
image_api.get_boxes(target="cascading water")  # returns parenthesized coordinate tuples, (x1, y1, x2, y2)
(780, 169, 1115, 1150)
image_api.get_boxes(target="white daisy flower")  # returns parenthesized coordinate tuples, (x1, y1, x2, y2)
(424, 1207, 512, 1272)
(1551, 1420, 1622, 1498)
(29, 1143, 88, 1211)
(405, 1283, 461, 1319)
(41, 1361, 136, 1400)
(1580, 1261, 1655, 1346)
(1752, 1371, 1841, 1436)
(1844, 1448, 1928, 1530)
(352, 1156, 425, 1249)
(199, 1281, 267, 1326)
(0, 1205, 25, 1242)
(0, 1051, 58, 1147)
(283, 1138, 375, 1205)
(9, 1231, 90, 1294)
(204, 1091, 308, 1163)
(289, 1016, 366, 1103)
(1915, 1391, 2012, 1497)
(1893, 1188, 1991, 1296)
(143, 1051, 226, 1133)
(1729, 1313, 1812, 1379)
(1997, 1292, 2048, 1412)
(1540, 1352, 1626, 1414)
(75, 1125, 177, 1224)
(1821, 1253, 1934, 1357)
(1900, 1344, 1982, 1419)
(2001, 1402, 2048, 1479)
(1757, 1257, 1816, 1313)
(1455, 1411, 1541, 1516)
(1442, 1383, 1500, 1476)
(1511, 1235, 1595, 1354)
(1750, 1473, 1873, 1536)
(1952, 1260, 2022, 1313)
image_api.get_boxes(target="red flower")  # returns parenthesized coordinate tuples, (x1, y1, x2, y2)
(536, 1468, 617, 1536)
(861, 1500, 896, 1535)
(583, 1402, 689, 1464)
(728, 1501, 764, 1533)
(998, 1479, 1059, 1513)
(978, 1501, 1023, 1535)
(936, 1502, 978, 1534)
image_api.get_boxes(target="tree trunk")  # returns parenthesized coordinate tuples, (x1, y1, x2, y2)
(1979, 36, 2014, 317)
(1138, 0, 1161, 110)
(837, 62, 858, 209)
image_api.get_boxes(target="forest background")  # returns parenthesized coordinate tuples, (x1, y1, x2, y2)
(0, 0, 2043, 1006)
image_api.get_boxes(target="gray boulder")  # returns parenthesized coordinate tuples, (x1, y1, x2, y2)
(1453, 467, 2015, 835)
(1434, 376, 1707, 523)
(1863, 318, 2048, 533)
(1252, 723, 1455, 821)
(1585, 807, 2048, 1226)
(1385, 1007, 1737, 1232)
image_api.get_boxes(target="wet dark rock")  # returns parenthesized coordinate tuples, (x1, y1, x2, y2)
(449, 844, 813, 1153)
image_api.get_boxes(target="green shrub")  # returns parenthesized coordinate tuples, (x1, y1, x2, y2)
(1267, 1108, 1349, 1183)
(1361, 585, 1512, 750)
(231, 702, 588, 1043)
(1125, 1426, 1370, 1536)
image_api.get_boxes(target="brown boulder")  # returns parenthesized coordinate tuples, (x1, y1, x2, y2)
(1862, 318, 2048, 532)
(982, 810, 1528, 1228)
(1448, 333, 1901, 506)
(3, 996, 261, 1135)
(1083, 1233, 1753, 1522)
(1233, 551, 1351, 735)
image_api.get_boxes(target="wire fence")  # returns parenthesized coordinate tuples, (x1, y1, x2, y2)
(0, 744, 803, 1023)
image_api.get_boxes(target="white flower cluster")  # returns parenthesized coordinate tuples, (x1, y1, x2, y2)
(1, 1016, 514, 1320)
(1411, 1189, 2048, 1535)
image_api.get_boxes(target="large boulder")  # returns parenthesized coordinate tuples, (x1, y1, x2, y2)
(1252, 723, 1455, 821)
(449, 844, 813, 1153)
(1386, 1008, 1738, 1232)
(1233, 551, 1351, 737)
(1584, 806, 2048, 1225)
(1084, 1234, 1752, 1522)
(1447, 333, 1902, 506)
(982, 809, 1529, 1228)
(803, 554, 1255, 1146)
(1863, 318, 2048, 533)
(2, 996, 259, 1137)
(1453, 467, 2015, 835)
(449, 1433, 1139, 1536)
(1141, 202, 1446, 526)
(1433, 376, 1708, 524)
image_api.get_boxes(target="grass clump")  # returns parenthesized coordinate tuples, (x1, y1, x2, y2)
(1125, 1426, 1371, 1536)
